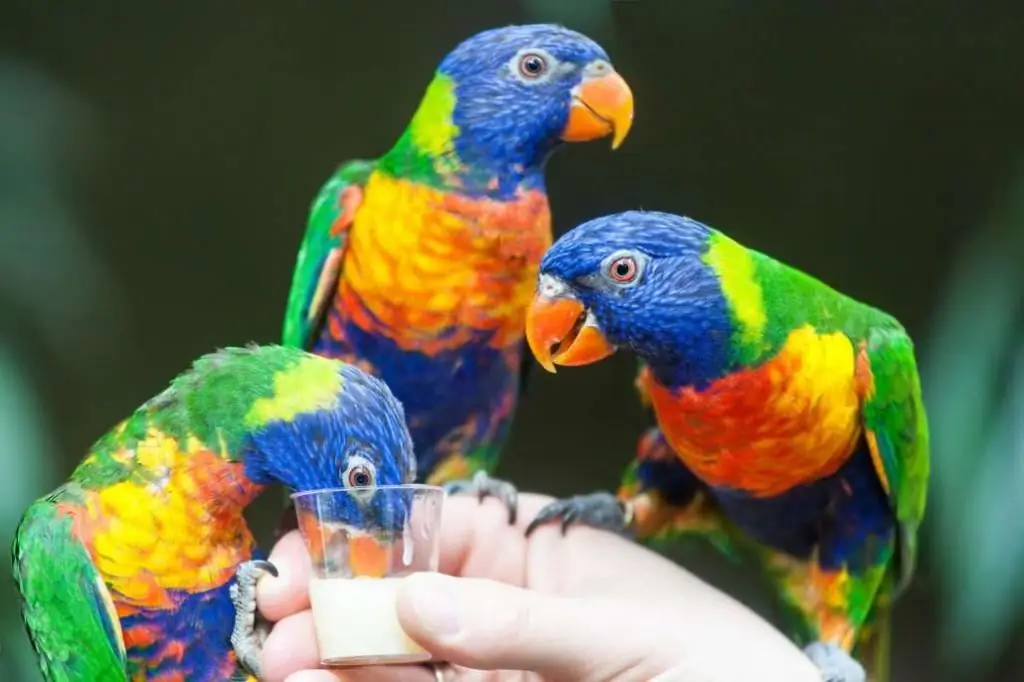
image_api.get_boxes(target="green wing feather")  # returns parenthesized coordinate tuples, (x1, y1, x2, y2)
(858, 326, 931, 597)
(282, 159, 377, 349)
(12, 488, 128, 682)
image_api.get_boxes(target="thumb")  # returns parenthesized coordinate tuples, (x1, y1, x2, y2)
(395, 572, 673, 681)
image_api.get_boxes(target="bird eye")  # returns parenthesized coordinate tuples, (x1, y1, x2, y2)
(343, 455, 377, 496)
(348, 466, 372, 487)
(608, 256, 638, 283)
(518, 53, 548, 78)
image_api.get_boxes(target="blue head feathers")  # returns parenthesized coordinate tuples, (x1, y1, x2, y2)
(246, 361, 416, 534)
(526, 210, 737, 389)
(394, 24, 634, 197)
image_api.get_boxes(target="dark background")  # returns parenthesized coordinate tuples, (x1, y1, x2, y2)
(2, 1, 1023, 680)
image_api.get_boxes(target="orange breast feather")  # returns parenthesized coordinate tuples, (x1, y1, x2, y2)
(75, 429, 261, 614)
(337, 172, 551, 354)
(641, 326, 863, 497)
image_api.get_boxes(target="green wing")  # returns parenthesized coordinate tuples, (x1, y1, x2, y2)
(13, 491, 128, 682)
(281, 159, 377, 349)
(857, 326, 931, 597)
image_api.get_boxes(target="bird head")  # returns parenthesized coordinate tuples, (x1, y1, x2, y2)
(248, 359, 418, 569)
(390, 24, 634, 193)
(525, 211, 738, 387)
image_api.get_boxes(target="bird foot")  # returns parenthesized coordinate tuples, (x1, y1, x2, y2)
(230, 559, 278, 678)
(443, 470, 519, 525)
(524, 491, 634, 537)
(804, 641, 866, 682)
(425, 661, 455, 681)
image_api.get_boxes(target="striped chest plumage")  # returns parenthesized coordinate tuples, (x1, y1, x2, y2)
(640, 326, 863, 498)
(69, 427, 262, 680)
(313, 170, 551, 478)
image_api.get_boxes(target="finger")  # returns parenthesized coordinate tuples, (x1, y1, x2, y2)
(395, 572, 675, 680)
(257, 530, 313, 621)
(284, 666, 434, 682)
(261, 610, 320, 682)
(435, 493, 557, 582)
(262, 609, 439, 682)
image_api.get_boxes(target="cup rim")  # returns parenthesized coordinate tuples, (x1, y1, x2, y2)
(290, 483, 445, 499)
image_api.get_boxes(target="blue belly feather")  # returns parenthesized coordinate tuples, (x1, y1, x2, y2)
(313, 311, 522, 478)
(120, 581, 241, 681)
(636, 439, 895, 575)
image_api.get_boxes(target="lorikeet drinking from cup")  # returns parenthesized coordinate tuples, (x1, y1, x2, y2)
(279, 23, 634, 528)
(12, 345, 416, 681)
(523, 211, 930, 682)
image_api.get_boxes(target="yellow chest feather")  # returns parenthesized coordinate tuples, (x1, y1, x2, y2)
(77, 428, 261, 610)
(340, 172, 552, 350)
(644, 326, 864, 496)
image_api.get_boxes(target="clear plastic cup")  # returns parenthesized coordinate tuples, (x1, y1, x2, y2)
(291, 484, 445, 667)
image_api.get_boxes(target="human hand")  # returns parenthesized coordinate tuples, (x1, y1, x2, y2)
(255, 492, 822, 682)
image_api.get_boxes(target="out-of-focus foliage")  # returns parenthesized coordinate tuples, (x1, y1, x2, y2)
(521, 0, 615, 39)
(923, 163, 1024, 675)
(0, 347, 49, 682)
(0, 60, 124, 682)
(0, 60, 128, 368)
(1, 3, 1023, 680)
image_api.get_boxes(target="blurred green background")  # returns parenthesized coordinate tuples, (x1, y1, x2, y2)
(1, 1, 1022, 680)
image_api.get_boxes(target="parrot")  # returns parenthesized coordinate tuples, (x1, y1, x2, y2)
(277, 23, 634, 534)
(520, 210, 930, 682)
(11, 344, 416, 681)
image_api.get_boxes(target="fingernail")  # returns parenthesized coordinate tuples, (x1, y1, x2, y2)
(403, 573, 460, 637)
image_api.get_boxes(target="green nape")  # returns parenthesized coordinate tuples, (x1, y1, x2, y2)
(73, 346, 343, 489)
(13, 494, 128, 682)
(377, 72, 462, 189)
(702, 229, 904, 368)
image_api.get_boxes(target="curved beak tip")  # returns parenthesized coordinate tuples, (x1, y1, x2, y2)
(562, 68, 634, 149)
(524, 294, 616, 372)
(525, 296, 584, 374)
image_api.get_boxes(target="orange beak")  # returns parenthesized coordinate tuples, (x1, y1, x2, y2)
(347, 534, 390, 578)
(525, 293, 615, 373)
(297, 511, 391, 578)
(560, 65, 634, 150)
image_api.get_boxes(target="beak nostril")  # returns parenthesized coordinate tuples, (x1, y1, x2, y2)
(584, 59, 611, 78)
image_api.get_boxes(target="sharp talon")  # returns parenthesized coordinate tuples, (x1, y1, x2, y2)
(427, 662, 451, 682)
(231, 559, 279, 677)
(443, 471, 519, 526)
(524, 492, 630, 538)
(804, 642, 866, 682)
(250, 559, 279, 578)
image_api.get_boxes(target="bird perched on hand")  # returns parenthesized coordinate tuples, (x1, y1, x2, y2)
(522, 211, 930, 682)
(280, 24, 634, 526)
(12, 344, 416, 681)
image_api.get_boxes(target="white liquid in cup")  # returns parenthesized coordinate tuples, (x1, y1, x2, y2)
(309, 576, 431, 666)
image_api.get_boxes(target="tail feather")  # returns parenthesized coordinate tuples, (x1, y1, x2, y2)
(854, 574, 895, 682)
(13, 495, 128, 682)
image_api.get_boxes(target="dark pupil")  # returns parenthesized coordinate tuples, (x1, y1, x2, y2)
(524, 57, 543, 74)
(353, 469, 370, 485)
(615, 261, 631, 277)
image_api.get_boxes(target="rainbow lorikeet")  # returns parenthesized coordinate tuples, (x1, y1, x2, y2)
(522, 211, 930, 682)
(12, 344, 416, 681)
(279, 24, 634, 527)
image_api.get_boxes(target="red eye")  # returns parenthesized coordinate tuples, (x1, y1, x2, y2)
(347, 464, 374, 488)
(608, 256, 637, 283)
(518, 53, 548, 78)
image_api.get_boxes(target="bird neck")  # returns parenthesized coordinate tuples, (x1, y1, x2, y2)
(379, 73, 548, 200)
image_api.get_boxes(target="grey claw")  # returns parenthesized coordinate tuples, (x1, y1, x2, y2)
(804, 642, 866, 682)
(231, 559, 278, 677)
(524, 491, 631, 537)
(426, 662, 453, 682)
(443, 471, 519, 525)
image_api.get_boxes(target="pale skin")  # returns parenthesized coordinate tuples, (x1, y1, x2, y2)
(256, 493, 823, 682)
